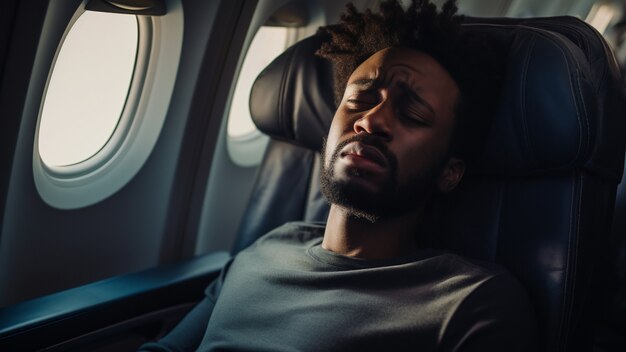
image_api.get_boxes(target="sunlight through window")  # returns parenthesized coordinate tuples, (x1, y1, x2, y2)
(38, 11, 138, 167)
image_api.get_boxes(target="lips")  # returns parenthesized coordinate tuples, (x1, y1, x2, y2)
(340, 142, 389, 168)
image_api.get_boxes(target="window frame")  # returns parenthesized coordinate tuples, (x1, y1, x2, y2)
(38, 10, 147, 177)
(32, 4, 184, 209)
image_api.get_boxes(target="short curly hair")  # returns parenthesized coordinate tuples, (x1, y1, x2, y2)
(316, 0, 502, 168)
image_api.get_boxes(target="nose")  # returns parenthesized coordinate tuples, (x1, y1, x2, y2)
(353, 98, 393, 140)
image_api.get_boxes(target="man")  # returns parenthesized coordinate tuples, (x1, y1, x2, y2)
(140, 1, 537, 351)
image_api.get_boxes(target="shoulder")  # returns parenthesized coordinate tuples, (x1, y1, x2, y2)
(430, 253, 531, 317)
(419, 252, 510, 290)
(250, 221, 325, 248)
(437, 254, 539, 351)
(231, 222, 325, 265)
(445, 254, 531, 305)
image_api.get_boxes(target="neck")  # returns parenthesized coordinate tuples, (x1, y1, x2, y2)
(322, 205, 423, 260)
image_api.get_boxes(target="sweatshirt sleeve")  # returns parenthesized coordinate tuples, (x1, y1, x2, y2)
(138, 259, 233, 352)
(441, 272, 540, 352)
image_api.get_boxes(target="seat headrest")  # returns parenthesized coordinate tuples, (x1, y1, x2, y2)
(249, 16, 626, 181)
(249, 35, 335, 152)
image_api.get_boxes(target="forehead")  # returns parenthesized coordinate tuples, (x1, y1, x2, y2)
(348, 47, 459, 99)
(347, 47, 460, 121)
(350, 47, 451, 81)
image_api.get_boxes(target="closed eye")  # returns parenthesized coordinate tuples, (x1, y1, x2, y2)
(400, 112, 429, 126)
(398, 100, 432, 126)
(346, 97, 377, 111)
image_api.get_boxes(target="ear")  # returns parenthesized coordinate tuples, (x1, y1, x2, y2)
(437, 157, 465, 193)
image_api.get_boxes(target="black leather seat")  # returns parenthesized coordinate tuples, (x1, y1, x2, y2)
(235, 16, 626, 352)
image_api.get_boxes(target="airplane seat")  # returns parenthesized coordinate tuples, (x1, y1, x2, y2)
(236, 16, 626, 352)
(423, 17, 626, 352)
(232, 35, 335, 254)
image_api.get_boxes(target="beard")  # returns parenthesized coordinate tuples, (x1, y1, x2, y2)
(320, 134, 443, 223)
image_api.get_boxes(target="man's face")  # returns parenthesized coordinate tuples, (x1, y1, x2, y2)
(320, 47, 462, 221)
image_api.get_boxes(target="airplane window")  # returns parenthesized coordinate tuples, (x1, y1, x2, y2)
(33, 4, 184, 210)
(226, 26, 289, 167)
(38, 10, 138, 167)
(227, 26, 289, 139)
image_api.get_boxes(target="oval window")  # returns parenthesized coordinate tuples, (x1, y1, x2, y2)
(38, 10, 138, 167)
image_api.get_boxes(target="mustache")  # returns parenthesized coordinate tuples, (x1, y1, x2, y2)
(331, 134, 397, 169)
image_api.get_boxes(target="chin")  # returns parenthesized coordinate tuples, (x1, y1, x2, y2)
(321, 172, 435, 223)
(322, 176, 395, 220)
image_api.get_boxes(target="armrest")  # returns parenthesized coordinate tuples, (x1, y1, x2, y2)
(0, 251, 230, 350)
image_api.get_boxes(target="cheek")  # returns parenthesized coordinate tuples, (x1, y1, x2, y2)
(324, 118, 344, 168)
(394, 133, 447, 181)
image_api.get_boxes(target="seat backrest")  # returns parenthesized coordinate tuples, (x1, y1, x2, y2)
(232, 35, 334, 253)
(421, 17, 626, 352)
(235, 16, 626, 352)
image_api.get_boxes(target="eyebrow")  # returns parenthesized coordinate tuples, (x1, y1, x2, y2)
(348, 74, 437, 117)
(347, 78, 378, 89)
(348, 78, 437, 118)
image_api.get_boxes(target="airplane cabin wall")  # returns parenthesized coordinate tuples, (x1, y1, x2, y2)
(0, 0, 241, 307)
